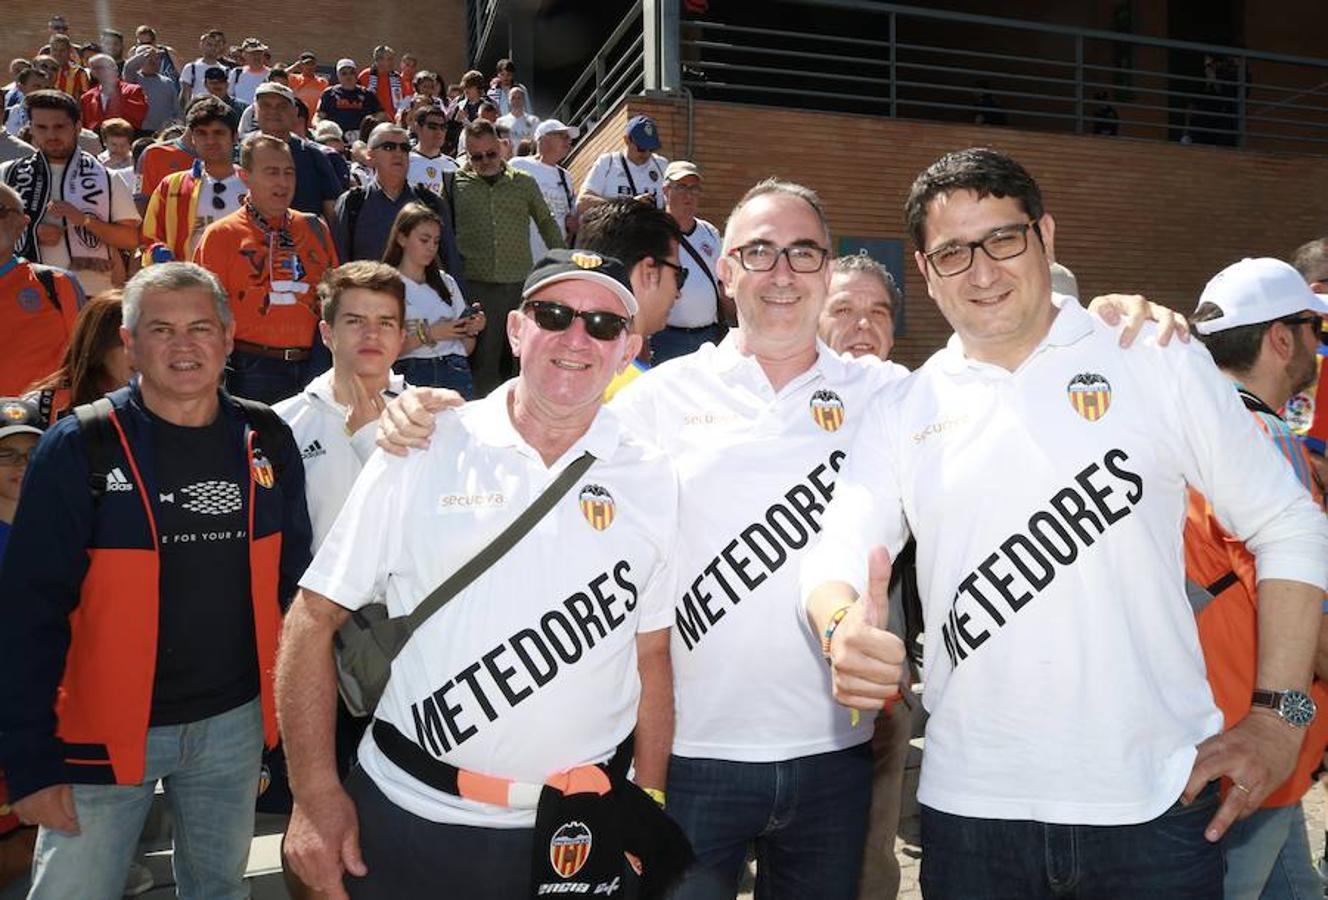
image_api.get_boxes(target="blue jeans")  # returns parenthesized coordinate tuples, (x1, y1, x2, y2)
(1224, 802, 1324, 900)
(919, 781, 1225, 899)
(666, 744, 872, 900)
(393, 354, 474, 399)
(650, 324, 726, 366)
(226, 350, 313, 406)
(27, 697, 263, 900)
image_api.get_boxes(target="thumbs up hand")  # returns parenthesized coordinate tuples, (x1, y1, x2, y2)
(827, 546, 907, 713)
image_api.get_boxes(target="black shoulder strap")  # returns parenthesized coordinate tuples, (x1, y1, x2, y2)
(233, 396, 290, 483)
(73, 397, 116, 505)
(32, 264, 61, 313)
(679, 229, 723, 310)
(891, 539, 923, 670)
(556, 166, 574, 208)
(403, 451, 596, 635)
(618, 153, 638, 195)
(344, 187, 366, 260)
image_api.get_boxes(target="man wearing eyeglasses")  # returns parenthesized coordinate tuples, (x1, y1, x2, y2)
(142, 96, 243, 263)
(453, 119, 566, 397)
(803, 148, 1328, 898)
(279, 249, 684, 898)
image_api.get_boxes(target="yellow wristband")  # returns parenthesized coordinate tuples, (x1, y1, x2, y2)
(642, 787, 666, 808)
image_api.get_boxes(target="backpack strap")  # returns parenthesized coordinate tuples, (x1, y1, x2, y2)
(73, 397, 116, 505)
(31, 264, 61, 313)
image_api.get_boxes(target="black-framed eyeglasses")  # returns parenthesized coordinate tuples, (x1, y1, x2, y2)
(210, 180, 229, 210)
(924, 221, 1041, 277)
(654, 257, 689, 288)
(371, 141, 410, 153)
(728, 242, 829, 274)
(523, 300, 631, 341)
(469, 149, 500, 162)
(0, 448, 33, 467)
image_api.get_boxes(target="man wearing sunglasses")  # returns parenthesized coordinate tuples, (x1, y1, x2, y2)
(454, 119, 566, 397)
(280, 249, 683, 898)
(141, 96, 242, 262)
(804, 149, 1328, 898)
(407, 107, 458, 196)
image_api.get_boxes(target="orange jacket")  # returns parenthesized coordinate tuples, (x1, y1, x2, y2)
(0, 258, 83, 396)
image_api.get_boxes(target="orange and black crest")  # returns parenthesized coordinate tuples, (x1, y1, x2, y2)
(550, 821, 593, 878)
(250, 449, 276, 489)
(810, 389, 846, 432)
(1067, 372, 1112, 422)
(579, 484, 615, 530)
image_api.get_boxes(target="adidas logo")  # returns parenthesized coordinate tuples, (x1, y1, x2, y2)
(301, 440, 326, 460)
(106, 467, 134, 493)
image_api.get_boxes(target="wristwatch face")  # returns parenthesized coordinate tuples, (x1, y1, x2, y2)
(1279, 690, 1317, 728)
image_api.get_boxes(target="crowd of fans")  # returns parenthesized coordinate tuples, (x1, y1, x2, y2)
(0, 11, 1326, 900)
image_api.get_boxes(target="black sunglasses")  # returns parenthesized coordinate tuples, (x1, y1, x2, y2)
(469, 149, 500, 162)
(372, 141, 410, 153)
(654, 257, 689, 288)
(523, 300, 631, 341)
(210, 180, 229, 210)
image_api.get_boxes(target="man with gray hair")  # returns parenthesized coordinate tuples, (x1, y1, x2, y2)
(0, 261, 312, 898)
(819, 252, 901, 362)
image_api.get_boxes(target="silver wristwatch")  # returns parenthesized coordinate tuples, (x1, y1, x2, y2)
(1251, 689, 1317, 728)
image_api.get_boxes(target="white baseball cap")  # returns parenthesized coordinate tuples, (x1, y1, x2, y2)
(1194, 257, 1328, 334)
(336, 58, 357, 73)
(534, 119, 577, 140)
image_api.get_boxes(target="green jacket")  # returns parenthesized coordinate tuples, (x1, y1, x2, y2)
(453, 165, 565, 283)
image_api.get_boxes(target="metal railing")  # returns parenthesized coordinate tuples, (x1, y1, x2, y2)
(551, 0, 1328, 156)
(549, 1, 646, 137)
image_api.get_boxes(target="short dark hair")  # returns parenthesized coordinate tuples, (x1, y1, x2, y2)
(496, 58, 515, 74)
(577, 199, 683, 272)
(186, 95, 236, 133)
(318, 261, 406, 325)
(461, 70, 485, 89)
(464, 119, 497, 141)
(904, 147, 1045, 249)
(240, 132, 291, 170)
(477, 101, 499, 117)
(1190, 302, 1273, 373)
(25, 88, 80, 123)
(415, 106, 445, 127)
(99, 117, 134, 141)
(1291, 238, 1328, 286)
(16, 68, 43, 87)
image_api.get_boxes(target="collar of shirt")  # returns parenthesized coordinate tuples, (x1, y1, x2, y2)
(708, 330, 851, 390)
(0, 255, 18, 278)
(937, 292, 1093, 377)
(466, 379, 623, 465)
(305, 368, 406, 412)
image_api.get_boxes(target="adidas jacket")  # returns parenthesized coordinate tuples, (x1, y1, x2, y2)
(0, 382, 312, 802)
(273, 370, 406, 552)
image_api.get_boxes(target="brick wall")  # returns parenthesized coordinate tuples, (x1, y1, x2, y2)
(3, 4, 467, 86)
(570, 96, 1328, 369)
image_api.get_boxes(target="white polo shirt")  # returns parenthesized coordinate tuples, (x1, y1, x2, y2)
(273, 370, 406, 551)
(508, 156, 575, 259)
(666, 217, 724, 329)
(300, 382, 679, 827)
(581, 151, 668, 209)
(612, 337, 908, 762)
(801, 299, 1328, 825)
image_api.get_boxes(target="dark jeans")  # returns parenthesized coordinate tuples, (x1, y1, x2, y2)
(394, 354, 474, 399)
(343, 766, 638, 899)
(666, 744, 873, 900)
(225, 350, 313, 406)
(919, 781, 1225, 899)
(650, 324, 726, 365)
(468, 280, 524, 398)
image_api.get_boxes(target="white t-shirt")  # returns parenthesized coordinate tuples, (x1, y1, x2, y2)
(185, 170, 246, 258)
(801, 299, 1328, 825)
(179, 58, 220, 92)
(496, 112, 539, 146)
(300, 384, 680, 827)
(508, 156, 574, 260)
(228, 67, 269, 105)
(581, 151, 668, 209)
(407, 151, 459, 196)
(666, 218, 724, 329)
(401, 274, 468, 360)
(0, 158, 141, 298)
(274, 369, 407, 552)
(611, 337, 908, 761)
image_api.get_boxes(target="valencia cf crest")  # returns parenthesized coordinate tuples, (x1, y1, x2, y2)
(1, 403, 26, 422)
(251, 450, 276, 489)
(550, 821, 593, 878)
(1067, 373, 1112, 422)
(810, 389, 846, 432)
(579, 484, 615, 531)
(570, 251, 604, 270)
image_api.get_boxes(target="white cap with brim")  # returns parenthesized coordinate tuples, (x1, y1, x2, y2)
(1194, 257, 1328, 334)
(534, 119, 578, 140)
(336, 59, 357, 73)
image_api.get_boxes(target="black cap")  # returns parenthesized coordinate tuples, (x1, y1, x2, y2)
(0, 397, 46, 440)
(522, 250, 637, 316)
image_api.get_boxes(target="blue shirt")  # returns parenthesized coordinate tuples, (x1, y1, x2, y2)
(288, 136, 342, 216)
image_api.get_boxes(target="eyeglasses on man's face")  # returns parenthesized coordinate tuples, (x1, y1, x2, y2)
(727, 242, 829, 274)
(924, 222, 1040, 278)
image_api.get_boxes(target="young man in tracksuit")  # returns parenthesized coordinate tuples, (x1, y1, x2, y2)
(0, 261, 312, 900)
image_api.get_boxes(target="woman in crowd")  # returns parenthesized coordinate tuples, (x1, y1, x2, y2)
(381, 203, 483, 397)
(24, 291, 130, 424)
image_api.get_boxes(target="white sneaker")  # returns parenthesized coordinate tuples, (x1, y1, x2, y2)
(123, 861, 154, 897)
